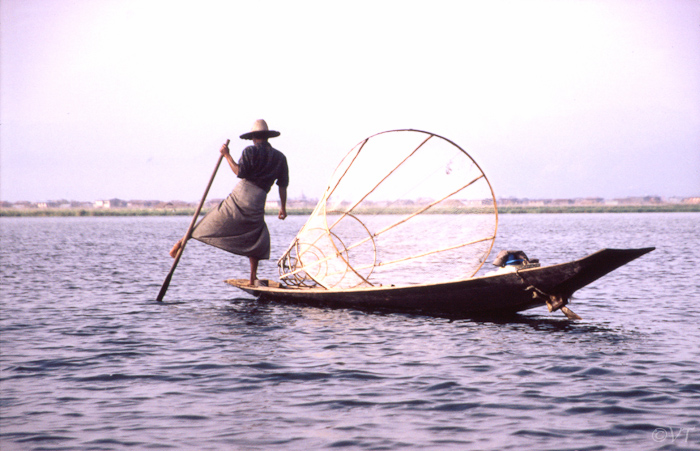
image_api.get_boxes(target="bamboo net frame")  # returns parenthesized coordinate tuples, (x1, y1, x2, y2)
(278, 129, 499, 289)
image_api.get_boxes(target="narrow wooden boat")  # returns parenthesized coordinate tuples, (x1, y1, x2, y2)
(225, 247, 654, 318)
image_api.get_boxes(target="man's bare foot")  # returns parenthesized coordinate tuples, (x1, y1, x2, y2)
(248, 257, 259, 287)
(169, 239, 183, 258)
(249, 279, 268, 287)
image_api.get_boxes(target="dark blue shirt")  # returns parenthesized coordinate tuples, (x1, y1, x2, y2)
(237, 142, 289, 193)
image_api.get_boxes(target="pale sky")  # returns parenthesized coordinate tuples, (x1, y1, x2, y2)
(1, 0, 699, 203)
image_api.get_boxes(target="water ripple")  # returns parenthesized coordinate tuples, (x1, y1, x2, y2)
(1, 214, 699, 450)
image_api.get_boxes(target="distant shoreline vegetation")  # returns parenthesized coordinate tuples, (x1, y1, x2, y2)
(2, 204, 699, 217)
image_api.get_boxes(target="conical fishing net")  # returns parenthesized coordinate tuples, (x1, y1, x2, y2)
(278, 129, 498, 289)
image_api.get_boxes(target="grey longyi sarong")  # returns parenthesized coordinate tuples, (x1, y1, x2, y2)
(191, 180, 270, 260)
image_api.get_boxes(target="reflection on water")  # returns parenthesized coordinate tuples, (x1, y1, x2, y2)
(1, 213, 699, 450)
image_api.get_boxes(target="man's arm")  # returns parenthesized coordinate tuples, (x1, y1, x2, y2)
(278, 185, 287, 220)
(221, 142, 239, 175)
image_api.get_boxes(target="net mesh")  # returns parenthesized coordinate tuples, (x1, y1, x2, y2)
(278, 129, 498, 289)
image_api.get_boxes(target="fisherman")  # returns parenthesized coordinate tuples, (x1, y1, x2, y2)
(169, 119, 289, 286)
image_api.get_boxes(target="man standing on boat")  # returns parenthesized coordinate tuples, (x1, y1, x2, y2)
(169, 119, 289, 286)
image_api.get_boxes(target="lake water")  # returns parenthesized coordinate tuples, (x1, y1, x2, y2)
(1, 213, 699, 450)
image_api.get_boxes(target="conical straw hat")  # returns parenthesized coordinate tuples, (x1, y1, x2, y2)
(240, 119, 281, 140)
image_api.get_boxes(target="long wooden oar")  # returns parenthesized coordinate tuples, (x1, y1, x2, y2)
(156, 139, 229, 302)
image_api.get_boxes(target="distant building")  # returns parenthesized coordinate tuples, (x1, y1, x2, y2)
(12, 201, 35, 209)
(95, 199, 127, 208)
(614, 196, 662, 205)
(127, 200, 162, 208)
(439, 199, 466, 208)
(551, 199, 575, 206)
(497, 197, 525, 206)
(462, 199, 487, 207)
(526, 200, 545, 207)
(575, 197, 604, 206)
